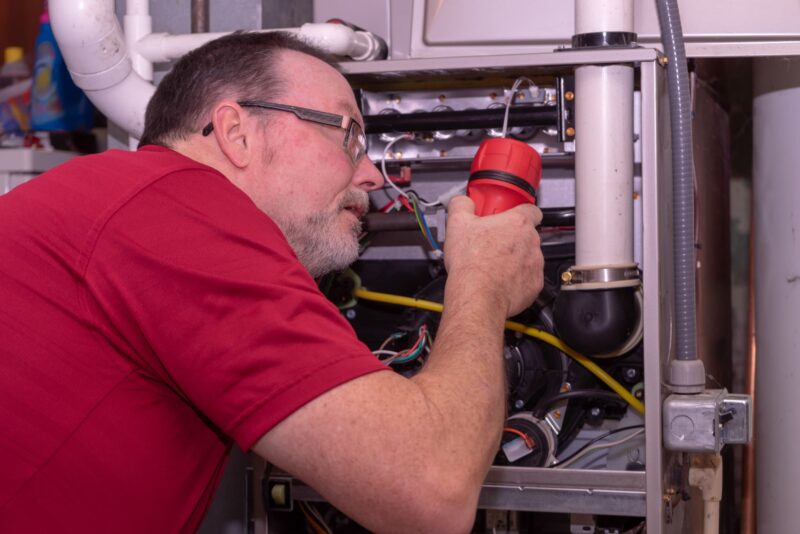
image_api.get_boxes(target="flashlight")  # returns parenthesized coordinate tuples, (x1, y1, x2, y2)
(467, 138, 542, 216)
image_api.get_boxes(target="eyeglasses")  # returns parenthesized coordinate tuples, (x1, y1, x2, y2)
(202, 100, 367, 165)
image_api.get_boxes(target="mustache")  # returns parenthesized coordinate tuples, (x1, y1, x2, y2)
(338, 189, 370, 215)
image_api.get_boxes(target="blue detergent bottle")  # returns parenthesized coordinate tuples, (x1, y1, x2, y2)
(31, 8, 94, 131)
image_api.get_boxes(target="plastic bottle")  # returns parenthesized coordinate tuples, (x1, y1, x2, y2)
(0, 47, 32, 136)
(31, 8, 94, 131)
(0, 47, 30, 89)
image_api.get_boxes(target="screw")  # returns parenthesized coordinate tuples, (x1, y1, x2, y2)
(514, 399, 524, 410)
(566, 127, 576, 137)
(561, 271, 573, 283)
(345, 309, 356, 320)
(625, 367, 638, 380)
(565, 90, 575, 101)
(589, 406, 602, 418)
(659, 56, 669, 66)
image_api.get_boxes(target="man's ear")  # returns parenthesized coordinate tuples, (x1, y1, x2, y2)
(211, 101, 254, 169)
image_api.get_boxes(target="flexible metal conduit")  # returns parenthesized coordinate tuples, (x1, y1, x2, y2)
(655, 0, 697, 363)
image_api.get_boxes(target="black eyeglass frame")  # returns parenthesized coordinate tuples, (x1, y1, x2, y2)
(201, 100, 366, 165)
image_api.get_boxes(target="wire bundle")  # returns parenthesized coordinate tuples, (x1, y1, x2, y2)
(354, 287, 645, 415)
(373, 325, 431, 366)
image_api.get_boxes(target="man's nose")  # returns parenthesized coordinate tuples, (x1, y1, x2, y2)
(352, 157, 385, 192)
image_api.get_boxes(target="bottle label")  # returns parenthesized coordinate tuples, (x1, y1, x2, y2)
(32, 40, 64, 127)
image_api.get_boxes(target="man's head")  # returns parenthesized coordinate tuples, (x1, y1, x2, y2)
(140, 32, 334, 148)
(141, 32, 384, 278)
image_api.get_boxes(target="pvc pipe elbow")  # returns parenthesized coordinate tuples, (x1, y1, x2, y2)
(350, 31, 386, 61)
(50, 0, 132, 90)
(50, 0, 154, 137)
(87, 73, 155, 139)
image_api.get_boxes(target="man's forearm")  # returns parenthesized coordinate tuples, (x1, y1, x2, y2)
(410, 271, 510, 486)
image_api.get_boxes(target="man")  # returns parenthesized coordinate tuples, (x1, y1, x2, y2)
(0, 32, 543, 533)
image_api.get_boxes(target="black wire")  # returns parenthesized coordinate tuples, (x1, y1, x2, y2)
(553, 424, 645, 467)
(404, 189, 434, 205)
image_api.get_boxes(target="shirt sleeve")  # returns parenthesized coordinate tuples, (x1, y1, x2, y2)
(82, 168, 388, 451)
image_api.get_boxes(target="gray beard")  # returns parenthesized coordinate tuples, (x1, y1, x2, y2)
(274, 190, 368, 278)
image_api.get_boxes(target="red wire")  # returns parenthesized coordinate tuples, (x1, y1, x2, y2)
(378, 198, 397, 213)
(398, 325, 427, 357)
(398, 195, 414, 212)
(503, 427, 535, 449)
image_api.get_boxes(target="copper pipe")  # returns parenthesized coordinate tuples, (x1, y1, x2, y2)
(741, 198, 757, 534)
(191, 0, 209, 33)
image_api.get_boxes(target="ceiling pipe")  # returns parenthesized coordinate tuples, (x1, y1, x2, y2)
(49, 0, 387, 139)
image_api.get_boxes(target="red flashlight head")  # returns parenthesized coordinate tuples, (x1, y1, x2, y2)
(467, 138, 542, 216)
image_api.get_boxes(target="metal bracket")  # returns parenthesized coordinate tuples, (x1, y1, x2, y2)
(561, 265, 641, 288)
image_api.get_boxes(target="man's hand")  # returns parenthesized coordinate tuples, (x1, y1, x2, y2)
(443, 195, 544, 318)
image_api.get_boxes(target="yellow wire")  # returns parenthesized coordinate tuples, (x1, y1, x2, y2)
(299, 502, 328, 534)
(353, 287, 645, 415)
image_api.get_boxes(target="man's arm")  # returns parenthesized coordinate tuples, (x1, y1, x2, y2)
(254, 196, 544, 533)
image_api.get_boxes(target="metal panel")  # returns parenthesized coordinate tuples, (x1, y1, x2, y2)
(339, 47, 660, 82)
(640, 59, 680, 534)
(312, 0, 800, 59)
(409, 0, 800, 58)
(479, 467, 646, 517)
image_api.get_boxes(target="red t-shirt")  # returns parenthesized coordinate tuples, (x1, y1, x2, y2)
(0, 146, 386, 533)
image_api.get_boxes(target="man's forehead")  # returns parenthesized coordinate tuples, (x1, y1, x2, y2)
(279, 50, 361, 119)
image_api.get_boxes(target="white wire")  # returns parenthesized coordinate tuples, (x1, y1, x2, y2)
(501, 76, 538, 138)
(372, 349, 400, 358)
(380, 133, 441, 208)
(553, 428, 645, 469)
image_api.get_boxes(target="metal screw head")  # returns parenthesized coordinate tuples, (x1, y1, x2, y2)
(658, 56, 669, 66)
(514, 399, 525, 410)
(345, 309, 357, 320)
(625, 367, 639, 380)
(561, 270, 573, 283)
(565, 90, 575, 101)
(565, 127, 576, 137)
(589, 406, 602, 418)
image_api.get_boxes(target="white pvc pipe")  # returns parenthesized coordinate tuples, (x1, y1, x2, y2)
(50, 0, 154, 138)
(754, 56, 800, 534)
(50, 0, 385, 139)
(136, 32, 232, 63)
(575, 0, 634, 34)
(574, 64, 635, 268)
(125, 0, 154, 81)
(136, 24, 383, 64)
